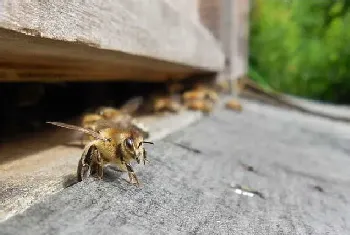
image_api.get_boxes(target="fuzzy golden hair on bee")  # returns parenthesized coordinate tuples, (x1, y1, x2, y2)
(46, 121, 153, 187)
(182, 89, 219, 103)
(93, 118, 150, 139)
(79, 96, 149, 142)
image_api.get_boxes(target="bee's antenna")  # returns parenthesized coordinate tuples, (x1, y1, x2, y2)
(142, 141, 154, 145)
(138, 141, 154, 148)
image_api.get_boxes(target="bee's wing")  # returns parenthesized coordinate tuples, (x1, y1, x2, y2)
(93, 119, 127, 131)
(46, 122, 109, 141)
(119, 96, 143, 114)
(94, 119, 148, 139)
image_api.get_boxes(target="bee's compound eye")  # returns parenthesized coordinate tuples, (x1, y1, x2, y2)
(125, 138, 134, 149)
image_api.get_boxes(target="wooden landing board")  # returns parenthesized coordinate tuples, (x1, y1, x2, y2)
(0, 110, 203, 222)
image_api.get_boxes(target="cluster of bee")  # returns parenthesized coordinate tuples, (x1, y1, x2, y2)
(47, 78, 243, 187)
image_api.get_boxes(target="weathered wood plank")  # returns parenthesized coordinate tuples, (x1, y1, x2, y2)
(0, 110, 203, 222)
(0, 28, 203, 82)
(0, 0, 224, 82)
(2, 99, 350, 233)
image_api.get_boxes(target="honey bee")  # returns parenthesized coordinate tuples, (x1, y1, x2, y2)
(145, 94, 183, 114)
(182, 82, 219, 103)
(140, 79, 184, 114)
(181, 83, 218, 114)
(182, 88, 219, 104)
(47, 121, 154, 187)
(80, 97, 150, 143)
(184, 99, 213, 114)
(225, 98, 243, 112)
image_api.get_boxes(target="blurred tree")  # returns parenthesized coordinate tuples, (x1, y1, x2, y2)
(249, 0, 350, 103)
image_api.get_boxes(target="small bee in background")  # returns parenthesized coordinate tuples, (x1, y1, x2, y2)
(182, 82, 219, 114)
(80, 97, 150, 144)
(144, 94, 183, 114)
(182, 85, 219, 104)
(184, 99, 213, 114)
(141, 79, 185, 114)
(225, 98, 243, 112)
(47, 121, 154, 187)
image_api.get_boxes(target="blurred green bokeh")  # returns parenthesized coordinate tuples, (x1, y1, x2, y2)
(249, 0, 350, 103)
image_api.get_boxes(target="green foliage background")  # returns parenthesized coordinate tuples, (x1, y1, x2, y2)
(249, 0, 350, 103)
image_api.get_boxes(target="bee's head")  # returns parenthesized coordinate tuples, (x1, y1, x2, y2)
(123, 135, 153, 164)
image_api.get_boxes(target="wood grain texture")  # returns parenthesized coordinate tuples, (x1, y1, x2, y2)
(0, 110, 203, 222)
(2, 99, 350, 234)
(0, 0, 224, 82)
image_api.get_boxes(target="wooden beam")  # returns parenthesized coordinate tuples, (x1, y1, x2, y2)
(0, 0, 225, 82)
(0, 28, 208, 82)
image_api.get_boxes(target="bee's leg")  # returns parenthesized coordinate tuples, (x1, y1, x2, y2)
(143, 149, 149, 165)
(77, 161, 90, 182)
(77, 154, 90, 182)
(125, 163, 140, 187)
(95, 150, 104, 180)
(91, 147, 104, 180)
(77, 143, 97, 182)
